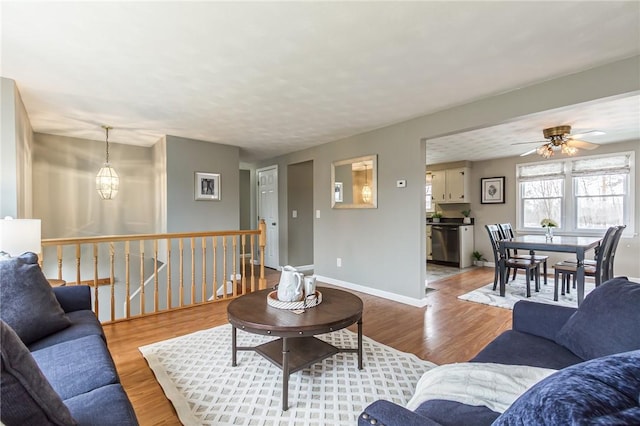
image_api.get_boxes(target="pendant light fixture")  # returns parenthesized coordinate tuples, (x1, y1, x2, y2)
(96, 125, 119, 200)
(361, 163, 372, 203)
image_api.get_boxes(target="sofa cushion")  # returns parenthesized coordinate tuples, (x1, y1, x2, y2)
(471, 330, 583, 369)
(28, 310, 104, 351)
(414, 400, 499, 426)
(31, 335, 119, 400)
(64, 384, 139, 426)
(0, 320, 77, 426)
(0, 253, 71, 345)
(555, 278, 640, 360)
(494, 350, 640, 425)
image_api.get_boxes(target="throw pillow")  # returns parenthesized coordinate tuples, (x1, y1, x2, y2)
(0, 252, 71, 345)
(0, 320, 78, 425)
(555, 277, 640, 360)
(494, 350, 640, 425)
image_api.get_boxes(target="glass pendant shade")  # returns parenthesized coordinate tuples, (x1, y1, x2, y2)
(361, 184, 372, 203)
(96, 164, 119, 200)
(96, 125, 119, 200)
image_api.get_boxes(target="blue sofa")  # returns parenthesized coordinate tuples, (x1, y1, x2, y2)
(359, 277, 640, 425)
(1, 253, 138, 425)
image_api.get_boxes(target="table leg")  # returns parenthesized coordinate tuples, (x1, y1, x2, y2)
(576, 249, 586, 306)
(231, 325, 237, 367)
(498, 244, 507, 297)
(282, 337, 290, 411)
(357, 319, 363, 370)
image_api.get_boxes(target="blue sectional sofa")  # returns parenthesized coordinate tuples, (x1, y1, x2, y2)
(1, 253, 138, 425)
(359, 277, 640, 425)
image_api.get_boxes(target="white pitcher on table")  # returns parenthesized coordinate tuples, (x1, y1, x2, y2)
(277, 266, 304, 302)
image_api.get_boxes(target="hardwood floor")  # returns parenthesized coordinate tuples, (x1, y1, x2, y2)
(103, 266, 510, 425)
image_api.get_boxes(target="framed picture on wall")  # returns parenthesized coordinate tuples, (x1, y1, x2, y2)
(195, 172, 221, 201)
(481, 176, 505, 204)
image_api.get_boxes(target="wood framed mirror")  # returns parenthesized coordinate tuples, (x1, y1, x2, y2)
(331, 154, 377, 209)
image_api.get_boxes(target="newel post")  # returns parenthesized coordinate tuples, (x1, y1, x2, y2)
(258, 219, 267, 290)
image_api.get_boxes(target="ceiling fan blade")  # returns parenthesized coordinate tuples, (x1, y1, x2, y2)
(569, 130, 605, 139)
(520, 148, 538, 157)
(566, 139, 599, 150)
(511, 140, 547, 146)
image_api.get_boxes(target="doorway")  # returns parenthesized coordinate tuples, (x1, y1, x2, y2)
(257, 166, 279, 269)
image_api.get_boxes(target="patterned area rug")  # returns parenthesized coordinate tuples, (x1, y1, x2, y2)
(139, 324, 436, 425)
(458, 275, 596, 309)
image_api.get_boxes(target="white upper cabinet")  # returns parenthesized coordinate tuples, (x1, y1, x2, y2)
(429, 167, 470, 204)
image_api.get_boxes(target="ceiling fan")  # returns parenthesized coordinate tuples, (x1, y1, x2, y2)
(514, 125, 604, 158)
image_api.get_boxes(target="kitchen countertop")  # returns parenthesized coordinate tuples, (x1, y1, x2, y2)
(426, 220, 474, 226)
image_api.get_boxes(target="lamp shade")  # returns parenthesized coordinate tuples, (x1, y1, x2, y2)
(0, 218, 42, 256)
(96, 164, 119, 200)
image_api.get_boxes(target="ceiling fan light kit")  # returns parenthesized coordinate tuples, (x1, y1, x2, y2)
(517, 125, 602, 159)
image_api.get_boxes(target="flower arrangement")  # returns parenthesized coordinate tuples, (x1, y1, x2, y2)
(540, 218, 558, 228)
(431, 211, 443, 219)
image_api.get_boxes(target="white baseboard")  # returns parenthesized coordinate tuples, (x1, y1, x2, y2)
(314, 275, 428, 308)
(293, 264, 314, 272)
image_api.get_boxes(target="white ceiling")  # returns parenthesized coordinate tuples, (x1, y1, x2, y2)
(2, 1, 639, 162)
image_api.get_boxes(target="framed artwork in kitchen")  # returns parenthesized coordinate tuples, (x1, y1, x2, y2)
(481, 176, 505, 204)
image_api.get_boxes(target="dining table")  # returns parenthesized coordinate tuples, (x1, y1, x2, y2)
(497, 235, 602, 306)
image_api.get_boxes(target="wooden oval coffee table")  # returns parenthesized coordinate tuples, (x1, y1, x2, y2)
(227, 286, 363, 411)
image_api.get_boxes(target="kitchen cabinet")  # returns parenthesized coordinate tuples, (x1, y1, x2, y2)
(459, 225, 474, 268)
(426, 225, 432, 260)
(430, 167, 470, 204)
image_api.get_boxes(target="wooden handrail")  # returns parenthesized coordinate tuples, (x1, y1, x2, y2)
(39, 220, 267, 324)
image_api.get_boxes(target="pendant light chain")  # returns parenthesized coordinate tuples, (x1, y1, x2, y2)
(105, 126, 110, 164)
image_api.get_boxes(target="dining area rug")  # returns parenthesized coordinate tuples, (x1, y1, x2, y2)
(139, 323, 436, 425)
(458, 275, 596, 309)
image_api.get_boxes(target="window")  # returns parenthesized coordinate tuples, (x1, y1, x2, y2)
(517, 152, 634, 235)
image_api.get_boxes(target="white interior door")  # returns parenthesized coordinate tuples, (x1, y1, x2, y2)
(257, 166, 279, 269)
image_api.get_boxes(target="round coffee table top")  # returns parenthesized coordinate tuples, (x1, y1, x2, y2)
(227, 287, 363, 337)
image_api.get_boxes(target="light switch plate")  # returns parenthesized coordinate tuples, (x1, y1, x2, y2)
(292, 210, 297, 218)
(397, 179, 407, 188)
(316, 210, 321, 219)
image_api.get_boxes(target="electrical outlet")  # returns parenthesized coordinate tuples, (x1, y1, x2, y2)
(337, 258, 342, 267)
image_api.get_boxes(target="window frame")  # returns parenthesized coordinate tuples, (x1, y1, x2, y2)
(516, 151, 634, 237)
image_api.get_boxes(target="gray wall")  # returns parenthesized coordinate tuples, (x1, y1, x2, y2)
(258, 56, 640, 301)
(1, 77, 34, 219)
(469, 139, 640, 277)
(33, 133, 156, 238)
(165, 135, 240, 232)
(287, 160, 314, 266)
(239, 169, 251, 230)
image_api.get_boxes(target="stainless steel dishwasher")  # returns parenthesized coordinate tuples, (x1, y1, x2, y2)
(431, 225, 459, 264)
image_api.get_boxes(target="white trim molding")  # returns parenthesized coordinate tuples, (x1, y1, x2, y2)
(315, 275, 429, 308)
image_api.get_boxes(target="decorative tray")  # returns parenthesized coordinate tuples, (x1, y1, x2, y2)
(267, 290, 322, 310)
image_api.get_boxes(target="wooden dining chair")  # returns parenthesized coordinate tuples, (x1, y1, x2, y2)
(485, 224, 540, 298)
(498, 223, 549, 285)
(553, 225, 626, 301)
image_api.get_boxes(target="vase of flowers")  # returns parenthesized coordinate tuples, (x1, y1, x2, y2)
(541, 218, 558, 240)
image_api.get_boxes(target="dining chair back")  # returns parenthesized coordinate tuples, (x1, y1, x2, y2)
(553, 225, 625, 300)
(485, 224, 540, 297)
(498, 222, 548, 285)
